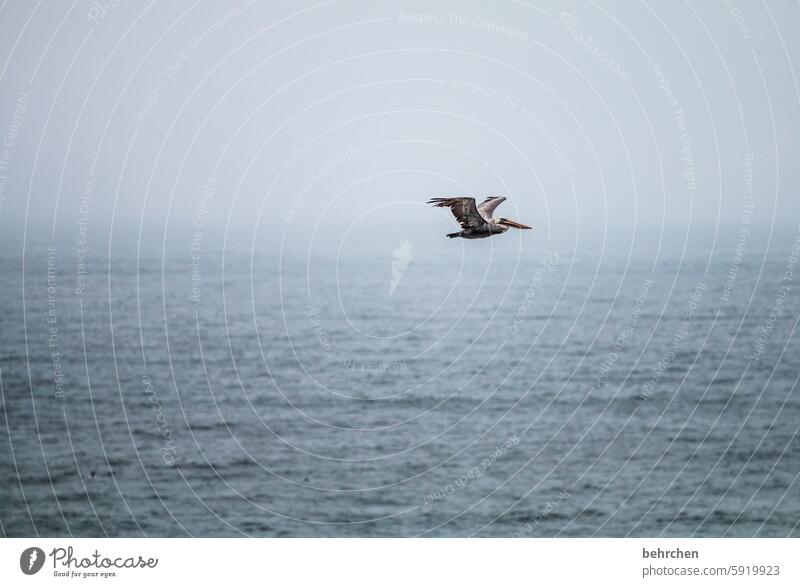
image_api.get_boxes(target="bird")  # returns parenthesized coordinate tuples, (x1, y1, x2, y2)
(428, 196, 532, 239)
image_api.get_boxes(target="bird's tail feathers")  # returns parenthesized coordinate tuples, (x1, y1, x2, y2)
(446, 232, 461, 239)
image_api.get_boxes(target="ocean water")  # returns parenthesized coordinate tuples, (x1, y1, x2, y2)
(1, 237, 798, 537)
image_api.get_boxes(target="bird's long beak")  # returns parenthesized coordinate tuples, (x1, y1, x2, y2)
(500, 218, 532, 230)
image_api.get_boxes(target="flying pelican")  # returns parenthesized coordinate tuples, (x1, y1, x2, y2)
(428, 196, 532, 239)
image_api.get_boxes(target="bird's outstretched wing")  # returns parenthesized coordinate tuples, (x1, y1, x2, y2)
(477, 196, 506, 219)
(428, 197, 486, 230)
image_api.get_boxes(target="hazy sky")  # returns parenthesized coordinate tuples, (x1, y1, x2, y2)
(0, 0, 798, 253)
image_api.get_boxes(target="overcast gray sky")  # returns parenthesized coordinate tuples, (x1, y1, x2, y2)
(0, 0, 798, 253)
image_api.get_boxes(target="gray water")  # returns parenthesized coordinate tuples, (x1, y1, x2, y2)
(1, 236, 798, 537)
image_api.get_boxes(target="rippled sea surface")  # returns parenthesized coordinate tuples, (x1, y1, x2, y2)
(1, 238, 799, 537)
